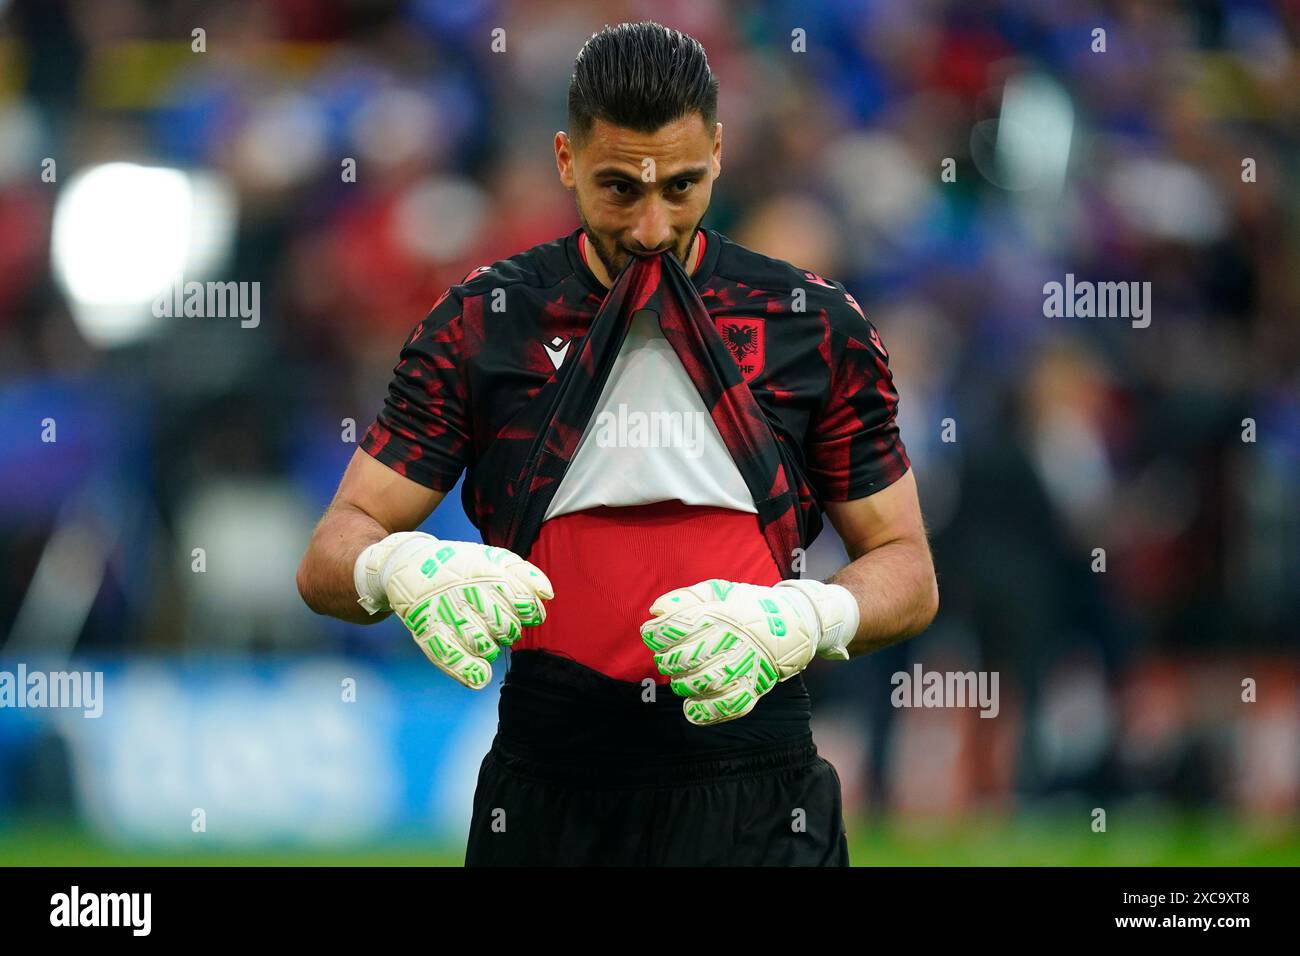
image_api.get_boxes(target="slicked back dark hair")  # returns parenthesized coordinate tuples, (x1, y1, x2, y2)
(567, 21, 719, 146)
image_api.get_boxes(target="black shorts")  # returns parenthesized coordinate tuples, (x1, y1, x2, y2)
(464, 649, 850, 866)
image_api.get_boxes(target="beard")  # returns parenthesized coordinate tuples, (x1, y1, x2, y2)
(575, 199, 703, 280)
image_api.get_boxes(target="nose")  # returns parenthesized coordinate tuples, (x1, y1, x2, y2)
(627, 201, 672, 255)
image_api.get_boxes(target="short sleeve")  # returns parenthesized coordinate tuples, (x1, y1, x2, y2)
(806, 300, 911, 501)
(360, 289, 470, 492)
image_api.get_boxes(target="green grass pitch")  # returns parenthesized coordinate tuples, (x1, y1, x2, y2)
(2, 813, 1296, 866)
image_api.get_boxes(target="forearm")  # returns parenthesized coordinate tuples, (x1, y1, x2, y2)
(296, 503, 392, 624)
(828, 537, 938, 656)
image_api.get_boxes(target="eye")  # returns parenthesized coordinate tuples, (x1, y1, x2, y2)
(671, 179, 694, 194)
(606, 182, 633, 198)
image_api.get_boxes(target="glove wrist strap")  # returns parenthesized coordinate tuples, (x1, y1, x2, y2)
(354, 531, 437, 615)
(775, 579, 860, 661)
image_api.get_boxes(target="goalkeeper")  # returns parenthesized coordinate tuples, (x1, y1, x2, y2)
(297, 22, 937, 866)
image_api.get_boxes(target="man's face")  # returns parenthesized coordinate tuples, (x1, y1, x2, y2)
(556, 113, 721, 281)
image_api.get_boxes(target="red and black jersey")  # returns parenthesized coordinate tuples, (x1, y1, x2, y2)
(361, 226, 910, 575)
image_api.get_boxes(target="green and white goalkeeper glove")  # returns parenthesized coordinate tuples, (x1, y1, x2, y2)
(640, 578, 859, 727)
(355, 532, 554, 690)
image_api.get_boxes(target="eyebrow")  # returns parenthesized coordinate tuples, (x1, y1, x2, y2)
(591, 164, 710, 184)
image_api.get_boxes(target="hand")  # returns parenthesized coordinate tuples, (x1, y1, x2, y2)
(640, 578, 858, 726)
(355, 532, 554, 689)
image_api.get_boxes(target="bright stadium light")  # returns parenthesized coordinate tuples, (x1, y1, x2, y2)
(994, 72, 1075, 196)
(50, 162, 236, 347)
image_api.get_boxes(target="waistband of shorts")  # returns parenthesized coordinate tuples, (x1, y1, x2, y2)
(495, 649, 813, 758)
(487, 731, 820, 788)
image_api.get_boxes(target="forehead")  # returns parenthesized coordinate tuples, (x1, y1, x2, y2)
(577, 113, 713, 169)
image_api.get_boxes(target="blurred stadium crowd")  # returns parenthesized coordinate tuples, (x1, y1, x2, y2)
(0, 0, 1297, 840)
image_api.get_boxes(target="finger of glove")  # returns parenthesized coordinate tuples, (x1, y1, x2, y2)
(652, 592, 816, 677)
(474, 543, 547, 589)
(496, 574, 550, 627)
(501, 559, 555, 602)
(476, 584, 525, 646)
(681, 684, 762, 727)
(500, 567, 552, 628)
(427, 591, 502, 663)
(640, 611, 713, 653)
(399, 584, 498, 661)
(640, 599, 730, 651)
(412, 621, 494, 690)
(391, 548, 529, 644)
(649, 621, 729, 676)
(660, 641, 779, 701)
(451, 581, 521, 648)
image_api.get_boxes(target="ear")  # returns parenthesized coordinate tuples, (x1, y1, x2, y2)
(556, 131, 576, 188)
(712, 122, 722, 177)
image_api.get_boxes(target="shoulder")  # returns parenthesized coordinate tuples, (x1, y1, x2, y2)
(709, 231, 880, 347)
(451, 232, 577, 301)
(405, 232, 580, 345)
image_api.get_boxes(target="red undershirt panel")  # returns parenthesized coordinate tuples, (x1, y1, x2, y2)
(519, 501, 781, 683)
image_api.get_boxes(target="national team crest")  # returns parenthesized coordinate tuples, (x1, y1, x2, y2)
(716, 318, 765, 383)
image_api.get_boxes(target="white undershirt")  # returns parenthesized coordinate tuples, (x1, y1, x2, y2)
(544, 309, 756, 520)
